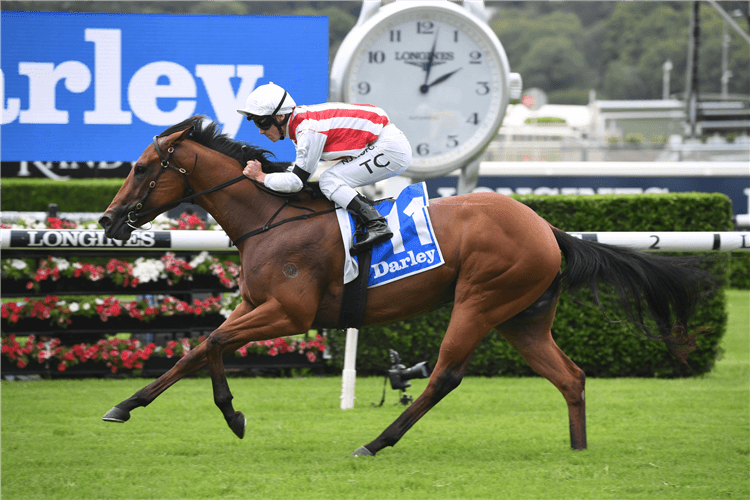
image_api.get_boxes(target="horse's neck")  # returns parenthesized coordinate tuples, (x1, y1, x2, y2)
(188, 154, 280, 243)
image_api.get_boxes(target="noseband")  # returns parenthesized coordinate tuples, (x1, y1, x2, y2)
(126, 136, 197, 229)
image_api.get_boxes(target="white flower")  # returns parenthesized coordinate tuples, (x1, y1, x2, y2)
(69, 302, 80, 312)
(94, 298, 104, 305)
(83, 303, 91, 310)
(132, 257, 165, 283)
(51, 256, 70, 271)
(189, 251, 210, 268)
(11, 259, 27, 270)
(150, 222, 168, 230)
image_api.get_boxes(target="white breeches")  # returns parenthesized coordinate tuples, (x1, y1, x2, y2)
(318, 124, 412, 208)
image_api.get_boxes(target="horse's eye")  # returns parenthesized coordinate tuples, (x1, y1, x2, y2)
(134, 164, 147, 177)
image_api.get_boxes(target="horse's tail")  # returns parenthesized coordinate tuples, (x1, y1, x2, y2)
(551, 226, 716, 363)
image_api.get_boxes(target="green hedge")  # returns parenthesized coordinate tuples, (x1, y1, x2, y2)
(328, 193, 734, 379)
(728, 252, 750, 289)
(1, 179, 124, 213)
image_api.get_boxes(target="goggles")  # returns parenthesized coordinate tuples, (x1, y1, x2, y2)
(247, 90, 288, 130)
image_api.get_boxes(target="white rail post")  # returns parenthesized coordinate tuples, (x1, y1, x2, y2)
(340, 327, 359, 410)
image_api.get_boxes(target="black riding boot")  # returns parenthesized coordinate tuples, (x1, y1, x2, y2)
(347, 195, 393, 255)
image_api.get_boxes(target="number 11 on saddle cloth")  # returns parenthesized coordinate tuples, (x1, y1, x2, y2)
(335, 182, 445, 288)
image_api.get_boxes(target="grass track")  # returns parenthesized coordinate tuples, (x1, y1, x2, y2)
(2, 290, 748, 500)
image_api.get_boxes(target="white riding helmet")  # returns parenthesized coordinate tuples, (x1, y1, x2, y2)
(237, 82, 296, 118)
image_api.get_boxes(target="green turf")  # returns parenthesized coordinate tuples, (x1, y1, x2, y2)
(2, 290, 748, 500)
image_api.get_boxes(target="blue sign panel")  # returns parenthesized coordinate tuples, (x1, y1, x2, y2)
(1, 11, 328, 162)
(425, 176, 750, 219)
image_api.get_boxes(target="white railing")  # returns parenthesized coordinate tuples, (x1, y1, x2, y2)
(1, 229, 748, 252)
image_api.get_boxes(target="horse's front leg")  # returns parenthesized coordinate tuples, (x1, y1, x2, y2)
(102, 340, 210, 423)
(102, 300, 254, 424)
(204, 298, 308, 439)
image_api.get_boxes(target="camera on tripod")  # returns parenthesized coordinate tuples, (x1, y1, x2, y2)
(387, 349, 431, 405)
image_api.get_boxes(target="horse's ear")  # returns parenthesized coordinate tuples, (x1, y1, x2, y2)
(173, 126, 194, 144)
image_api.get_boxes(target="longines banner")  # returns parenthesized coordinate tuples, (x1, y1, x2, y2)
(0, 229, 234, 250)
(1, 11, 328, 163)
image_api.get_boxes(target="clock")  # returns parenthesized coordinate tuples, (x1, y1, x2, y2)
(330, 0, 521, 178)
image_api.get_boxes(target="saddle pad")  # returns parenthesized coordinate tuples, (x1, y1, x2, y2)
(335, 182, 444, 288)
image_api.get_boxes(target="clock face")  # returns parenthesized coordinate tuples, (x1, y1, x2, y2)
(343, 5, 510, 176)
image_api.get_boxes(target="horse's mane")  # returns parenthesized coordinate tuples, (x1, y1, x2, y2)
(158, 115, 287, 174)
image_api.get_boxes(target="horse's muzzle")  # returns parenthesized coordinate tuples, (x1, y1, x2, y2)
(99, 211, 133, 241)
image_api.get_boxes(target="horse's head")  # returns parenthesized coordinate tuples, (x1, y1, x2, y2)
(99, 125, 194, 241)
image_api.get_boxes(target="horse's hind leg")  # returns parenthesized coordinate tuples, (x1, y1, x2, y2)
(497, 275, 587, 450)
(353, 306, 493, 457)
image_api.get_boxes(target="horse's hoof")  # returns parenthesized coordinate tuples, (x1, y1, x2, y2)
(352, 446, 374, 457)
(102, 406, 130, 423)
(229, 411, 246, 439)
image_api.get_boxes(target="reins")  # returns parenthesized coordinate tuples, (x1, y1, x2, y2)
(231, 201, 338, 247)
(133, 173, 246, 221)
(128, 136, 339, 244)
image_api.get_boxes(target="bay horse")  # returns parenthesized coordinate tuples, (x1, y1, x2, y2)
(100, 115, 713, 456)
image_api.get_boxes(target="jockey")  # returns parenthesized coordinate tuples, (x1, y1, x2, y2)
(237, 82, 412, 254)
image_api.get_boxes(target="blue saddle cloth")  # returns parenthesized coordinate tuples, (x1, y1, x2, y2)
(341, 182, 445, 288)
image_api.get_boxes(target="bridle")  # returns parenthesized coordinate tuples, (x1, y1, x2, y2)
(124, 135, 339, 244)
(126, 135, 198, 229)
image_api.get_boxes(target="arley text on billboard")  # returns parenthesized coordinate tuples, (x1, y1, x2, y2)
(1, 11, 328, 162)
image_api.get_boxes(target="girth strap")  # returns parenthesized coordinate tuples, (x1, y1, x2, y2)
(336, 247, 372, 329)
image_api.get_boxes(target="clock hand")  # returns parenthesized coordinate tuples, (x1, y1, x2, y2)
(425, 68, 463, 89)
(421, 30, 440, 91)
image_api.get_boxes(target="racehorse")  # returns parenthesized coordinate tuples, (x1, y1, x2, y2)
(100, 115, 714, 456)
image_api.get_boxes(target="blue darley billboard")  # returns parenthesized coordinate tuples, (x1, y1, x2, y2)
(1, 11, 328, 162)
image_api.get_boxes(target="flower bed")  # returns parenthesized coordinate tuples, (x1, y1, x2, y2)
(0, 293, 241, 331)
(2, 251, 240, 293)
(1, 333, 327, 374)
(0, 212, 324, 377)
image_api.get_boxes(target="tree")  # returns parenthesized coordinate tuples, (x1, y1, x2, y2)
(602, 60, 646, 100)
(514, 36, 590, 92)
(637, 38, 688, 98)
